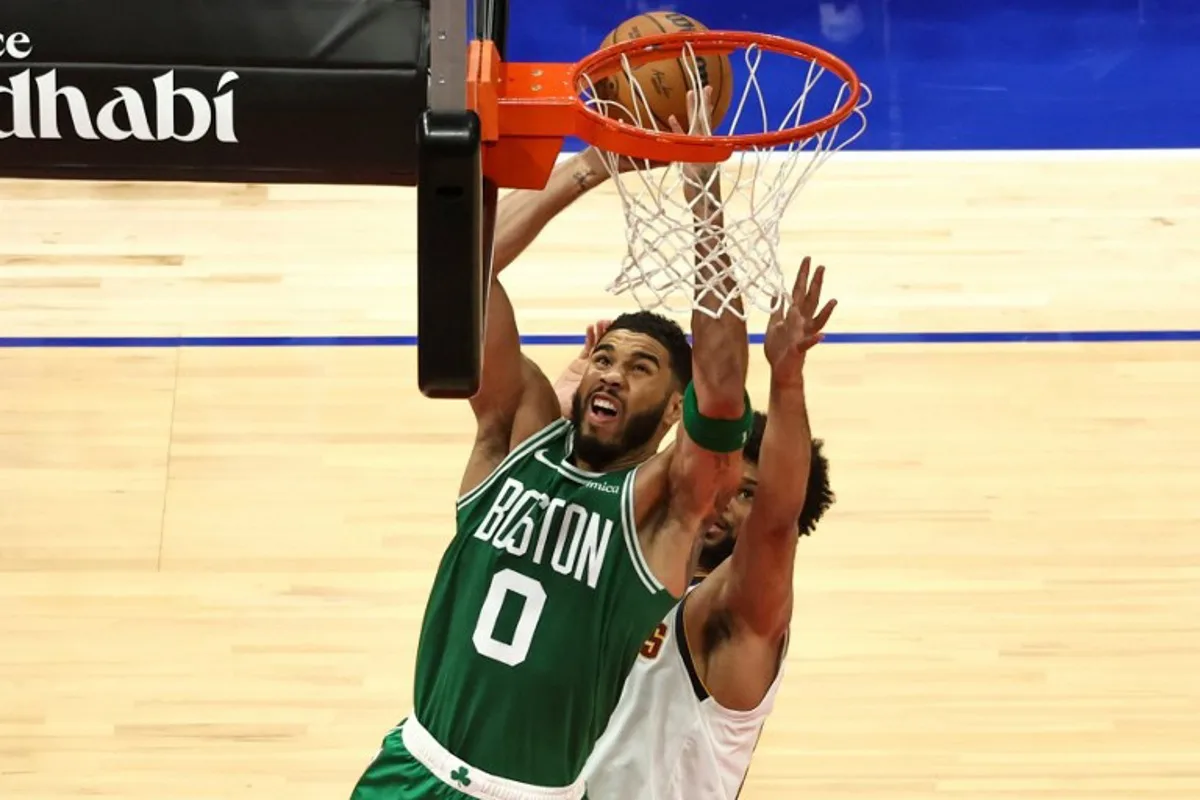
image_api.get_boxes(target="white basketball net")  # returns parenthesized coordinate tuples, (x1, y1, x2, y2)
(580, 42, 871, 319)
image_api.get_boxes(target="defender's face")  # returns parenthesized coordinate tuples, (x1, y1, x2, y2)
(573, 329, 678, 449)
(699, 460, 760, 563)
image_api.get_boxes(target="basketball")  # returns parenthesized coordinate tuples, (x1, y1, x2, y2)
(594, 11, 734, 134)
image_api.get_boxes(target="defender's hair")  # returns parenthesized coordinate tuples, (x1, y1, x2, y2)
(602, 311, 693, 388)
(743, 411, 835, 536)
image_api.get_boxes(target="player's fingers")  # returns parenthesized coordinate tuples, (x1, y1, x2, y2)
(686, 89, 701, 134)
(684, 87, 711, 135)
(793, 257, 811, 306)
(805, 265, 826, 315)
(795, 332, 824, 354)
(699, 85, 714, 134)
(667, 114, 684, 135)
(812, 298, 837, 332)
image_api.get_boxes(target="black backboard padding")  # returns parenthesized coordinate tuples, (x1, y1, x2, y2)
(0, 0, 430, 185)
(1, 0, 429, 68)
(417, 109, 485, 399)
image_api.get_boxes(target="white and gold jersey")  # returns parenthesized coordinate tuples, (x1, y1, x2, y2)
(582, 595, 786, 799)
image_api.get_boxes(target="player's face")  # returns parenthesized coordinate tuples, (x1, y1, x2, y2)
(570, 329, 681, 469)
(695, 460, 760, 575)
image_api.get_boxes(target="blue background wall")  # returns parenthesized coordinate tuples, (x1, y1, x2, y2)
(506, 0, 1200, 150)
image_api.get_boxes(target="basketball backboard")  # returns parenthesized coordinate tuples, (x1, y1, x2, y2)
(0, 0, 497, 399)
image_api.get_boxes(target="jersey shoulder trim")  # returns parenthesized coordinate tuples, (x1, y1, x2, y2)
(675, 594, 711, 701)
(677, 593, 791, 721)
(681, 599, 792, 724)
(620, 465, 666, 594)
(456, 417, 570, 510)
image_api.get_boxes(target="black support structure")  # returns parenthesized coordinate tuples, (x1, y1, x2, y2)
(416, 0, 508, 399)
(416, 110, 484, 398)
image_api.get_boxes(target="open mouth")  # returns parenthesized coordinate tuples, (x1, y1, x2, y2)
(586, 391, 622, 425)
(705, 520, 732, 539)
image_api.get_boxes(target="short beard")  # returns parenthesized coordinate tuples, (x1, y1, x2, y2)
(570, 391, 667, 471)
(695, 533, 735, 575)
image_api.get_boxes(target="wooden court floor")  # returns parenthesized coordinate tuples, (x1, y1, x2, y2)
(2, 153, 1199, 799)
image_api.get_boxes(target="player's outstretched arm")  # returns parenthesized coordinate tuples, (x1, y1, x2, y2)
(461, 152, 609, 497)
(491, 148, 610, 275)
(686, 259, 836, 709)
(724, 260, 834, 631)
(636, 88, 752, 597)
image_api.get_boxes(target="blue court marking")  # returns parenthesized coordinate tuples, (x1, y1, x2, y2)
(1, 330, 1198, 349)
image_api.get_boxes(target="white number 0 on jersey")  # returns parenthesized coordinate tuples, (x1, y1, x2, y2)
(471, 569, 547, 666)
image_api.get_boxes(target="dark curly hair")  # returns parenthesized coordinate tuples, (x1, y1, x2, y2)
(742, 411, 835, 536)
(601, 311, 692, 388)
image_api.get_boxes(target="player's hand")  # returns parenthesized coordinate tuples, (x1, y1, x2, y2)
(763, 257, 837, 384)
(668, 85, 717, 138)
(578, 319, 611, 360)
(553, 319, 612, 417)
(590, 86, 714, 176)
(667, 86, 718, 192)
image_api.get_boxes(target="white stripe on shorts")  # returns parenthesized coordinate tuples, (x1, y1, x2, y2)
(401, 716, 586, 800)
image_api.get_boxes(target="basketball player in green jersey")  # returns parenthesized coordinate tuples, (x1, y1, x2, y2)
(351, 101, 752, 798)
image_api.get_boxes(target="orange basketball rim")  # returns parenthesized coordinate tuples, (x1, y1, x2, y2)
(467, 29, 864, 189)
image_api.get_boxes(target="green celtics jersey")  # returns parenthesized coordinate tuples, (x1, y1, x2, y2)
(413, 417, 676, 787)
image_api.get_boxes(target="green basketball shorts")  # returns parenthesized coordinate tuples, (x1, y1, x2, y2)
(349, 717, 587, 800)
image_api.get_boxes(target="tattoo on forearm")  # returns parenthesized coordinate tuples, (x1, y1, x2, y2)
(573, 169, 595, 193)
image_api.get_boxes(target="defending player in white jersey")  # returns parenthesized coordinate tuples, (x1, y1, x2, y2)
(567, 260, 837, 799)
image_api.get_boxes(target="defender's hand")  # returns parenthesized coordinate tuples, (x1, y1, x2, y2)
(578, 320, 611, 360)
(553, 319, 612, 417)
(763, 257, 837, 383)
